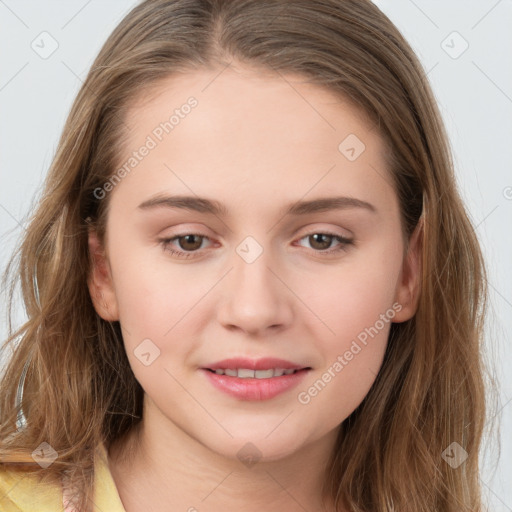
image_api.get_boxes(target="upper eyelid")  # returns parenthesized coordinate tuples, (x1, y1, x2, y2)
(164, 229, 353, 247)
(165, 229, 351, 240)
(163, 223, 353, 239)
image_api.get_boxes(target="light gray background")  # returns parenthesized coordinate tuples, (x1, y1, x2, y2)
(1, 1, 511, 510)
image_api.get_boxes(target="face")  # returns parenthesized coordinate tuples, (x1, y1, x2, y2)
(88, 64, 421, 462)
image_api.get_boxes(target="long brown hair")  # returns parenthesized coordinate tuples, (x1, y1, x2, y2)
(0, 1, 494, 510)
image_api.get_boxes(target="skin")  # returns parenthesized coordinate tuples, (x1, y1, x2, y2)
(88, 63, 422, 512)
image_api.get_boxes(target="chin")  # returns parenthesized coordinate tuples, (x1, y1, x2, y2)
(202, 430, 308, 465)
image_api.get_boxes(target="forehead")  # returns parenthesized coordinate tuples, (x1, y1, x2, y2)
(130, 63, 351, 108)
(125, 64, 379, 145)
(111, 65, 396, 217)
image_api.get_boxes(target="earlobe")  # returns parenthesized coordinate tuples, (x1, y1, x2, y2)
(392, 217, 423, 323)
(87, 229, 119, 321)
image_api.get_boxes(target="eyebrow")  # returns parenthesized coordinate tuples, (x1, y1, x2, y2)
(137, 194, 377, 216)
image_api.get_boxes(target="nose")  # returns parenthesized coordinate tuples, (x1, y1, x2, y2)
(217, 247, 294, 336)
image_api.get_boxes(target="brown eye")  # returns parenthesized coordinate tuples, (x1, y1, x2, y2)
(296, 231, 353, 256)
(308, 233, 335, 250)
(160, 233, 212, 259)
(176, 234, 204, 251)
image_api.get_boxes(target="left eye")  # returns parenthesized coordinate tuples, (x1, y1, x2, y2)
(295, 232, 353, 254)
(159, 232, 353, 259)
(160, 234, 210, 258)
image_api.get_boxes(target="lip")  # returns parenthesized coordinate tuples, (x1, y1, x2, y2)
(201, 357, 312, 401)
(204, 357, 309, 371)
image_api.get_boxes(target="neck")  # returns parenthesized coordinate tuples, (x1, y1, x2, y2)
(108, 397, 341, 512)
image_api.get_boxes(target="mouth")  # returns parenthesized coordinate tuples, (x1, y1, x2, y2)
(203, 367, 311, 378)
(200, 357, 312, 400)
(203, 357, 311, 374)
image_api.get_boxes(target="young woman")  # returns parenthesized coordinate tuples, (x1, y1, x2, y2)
(0, 1, 491, 511)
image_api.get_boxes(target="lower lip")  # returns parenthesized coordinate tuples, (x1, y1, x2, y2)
(201, 368, 311, 401)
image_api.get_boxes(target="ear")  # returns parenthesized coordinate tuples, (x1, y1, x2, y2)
(87, 229, 119, 321)
(392, 217, 423, 323)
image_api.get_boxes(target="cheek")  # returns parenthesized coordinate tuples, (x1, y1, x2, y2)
(106, 244, 194, 363)
(297, 284, 393, 428)
(296, 244, 400, 418)
(109, 260, 198, 399)
(313, 242, 402, 339)
(296, 330, 388, 432)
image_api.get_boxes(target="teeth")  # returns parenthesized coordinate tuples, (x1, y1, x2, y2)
(255, 369, 274, 379)
(211, 368, 300, 378)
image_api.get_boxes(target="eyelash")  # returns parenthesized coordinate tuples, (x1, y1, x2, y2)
(159, 231, 353, 259)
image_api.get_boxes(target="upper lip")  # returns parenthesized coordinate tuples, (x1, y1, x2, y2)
(204, 357, 311, 371)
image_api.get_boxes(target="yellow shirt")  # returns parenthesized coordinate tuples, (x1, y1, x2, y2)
(0, 443, 125, 511)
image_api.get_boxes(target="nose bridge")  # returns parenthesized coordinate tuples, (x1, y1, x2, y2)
(217, 235, 292, 333)
(231, 235, 279, 307)
(233, 244, 274, 298)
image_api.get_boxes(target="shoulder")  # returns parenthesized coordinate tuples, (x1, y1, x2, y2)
(0, 443, 125, 512)
(0, 465, 63, 511)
